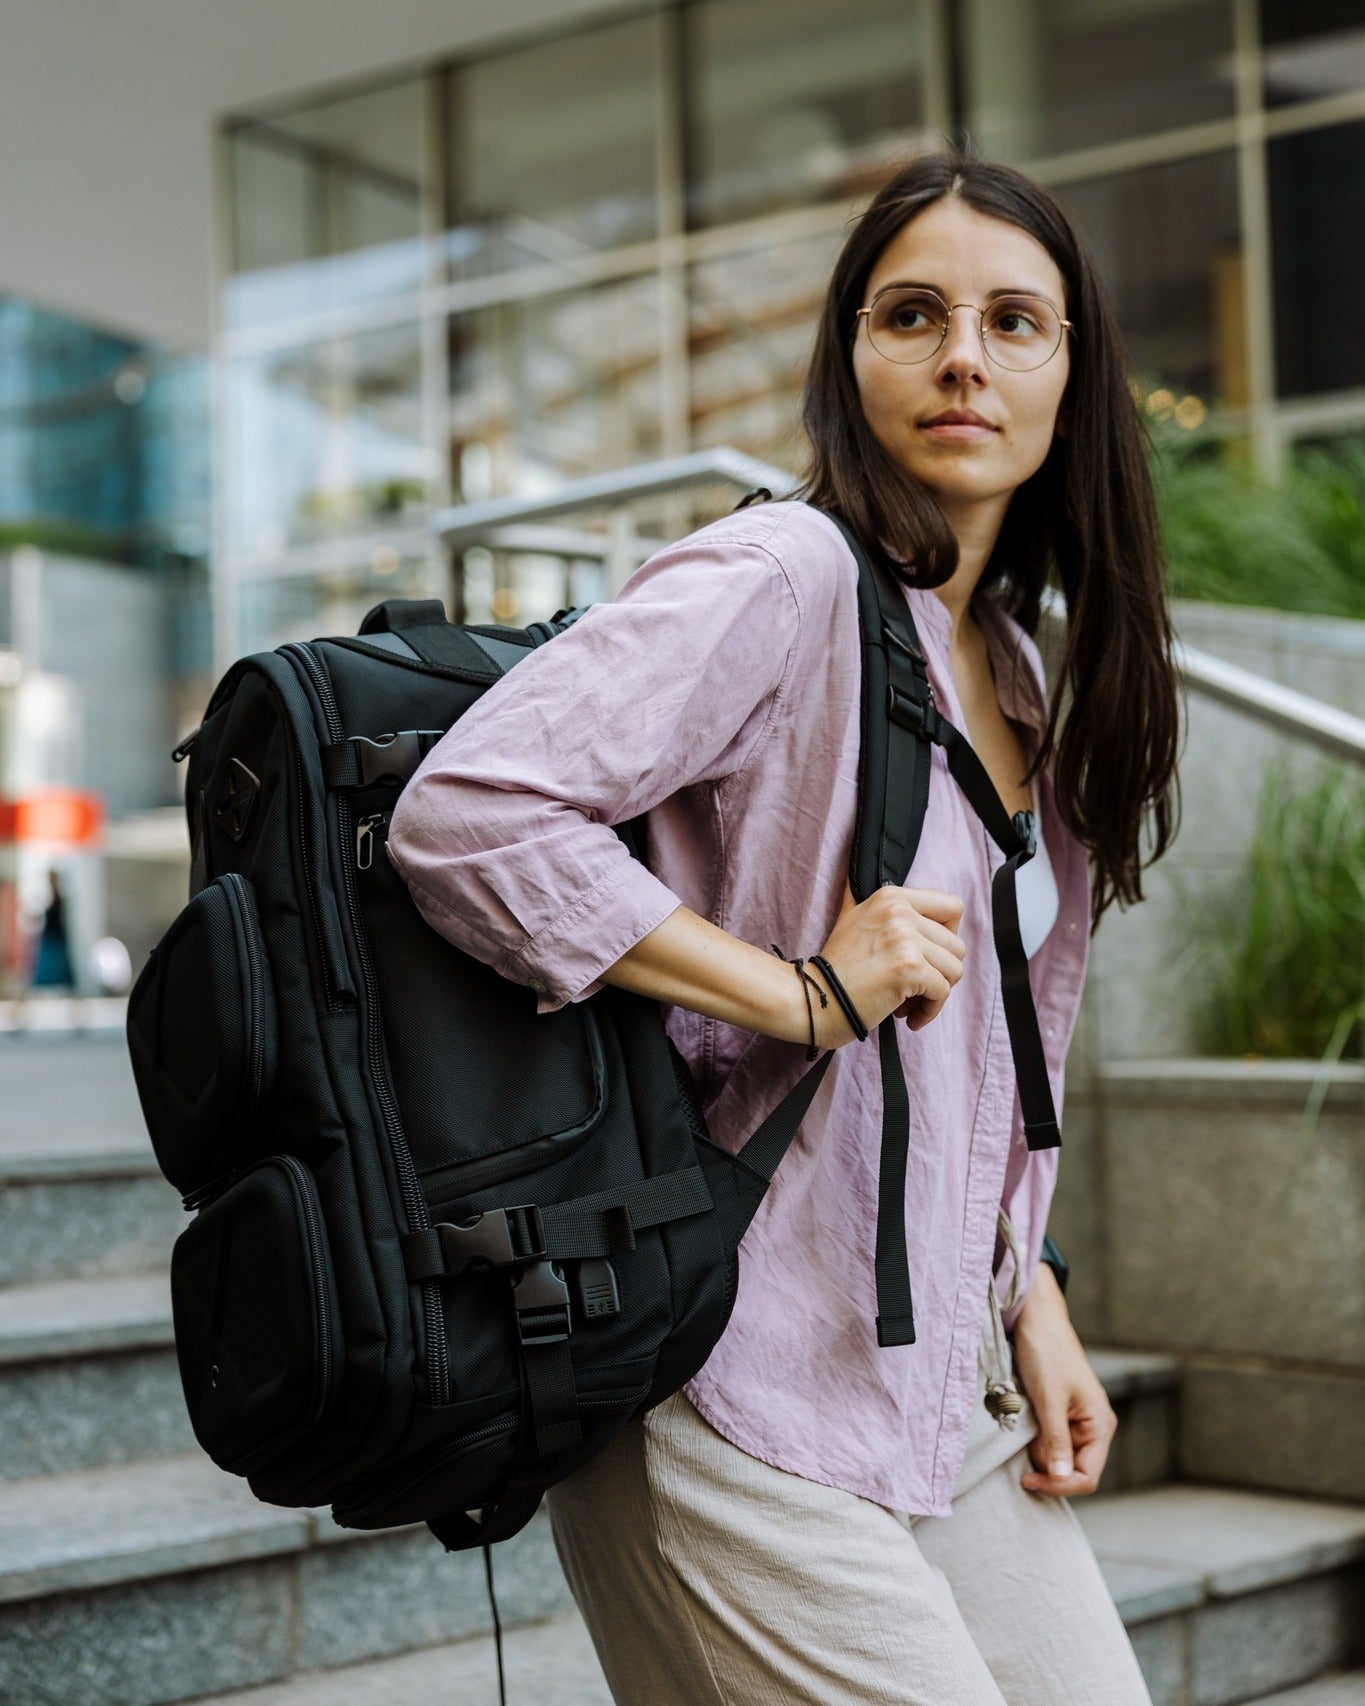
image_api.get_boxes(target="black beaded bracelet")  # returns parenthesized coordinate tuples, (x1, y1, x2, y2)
(769, 945, 828, 1061)
(807, 953, 870, 1043)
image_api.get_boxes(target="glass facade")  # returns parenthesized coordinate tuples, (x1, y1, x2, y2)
(217, 0, 1365, 653)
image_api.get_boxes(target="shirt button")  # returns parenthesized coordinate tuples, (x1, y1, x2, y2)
(1046, 1027, 1055, 1039)
(529, 977, 549, 995)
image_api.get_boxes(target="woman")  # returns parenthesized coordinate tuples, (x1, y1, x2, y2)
(387, 147, 1179, 1705)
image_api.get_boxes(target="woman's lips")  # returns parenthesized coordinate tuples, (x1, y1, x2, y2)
(919, 420, 997, 439)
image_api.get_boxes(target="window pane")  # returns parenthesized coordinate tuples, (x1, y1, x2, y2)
(964, 0, 1233, 160)
(1059, 153, 1242, 414)
(689, 230, 841, 471)
(1269, 120, 1365, 398)
(1262, 0, 1365, 108)
(226, 78, 430, 331)
(448, 16, 660, 280)
(225, 323, 430, 560)
(448, 278, 664, 498)
(686, 0, 929, 229)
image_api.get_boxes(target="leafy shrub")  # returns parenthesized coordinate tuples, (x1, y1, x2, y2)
(1152, 428, 1365, 620)
(1179, 758, 1365, 1063)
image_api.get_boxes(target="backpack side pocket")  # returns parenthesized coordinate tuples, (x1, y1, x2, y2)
(127, 873, 278, 1195)
(171, 1155, 342, 1475)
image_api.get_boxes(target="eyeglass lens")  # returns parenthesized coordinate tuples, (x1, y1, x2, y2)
(866, 288, 1063, 371)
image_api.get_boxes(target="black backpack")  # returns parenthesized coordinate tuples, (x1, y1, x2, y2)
(126, 508, 1060, 1553)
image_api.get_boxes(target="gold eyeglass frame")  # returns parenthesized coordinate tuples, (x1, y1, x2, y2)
(855, 286, 1076, 371)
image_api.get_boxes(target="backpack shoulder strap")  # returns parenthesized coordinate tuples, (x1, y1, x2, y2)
(812, 511, 938, 899)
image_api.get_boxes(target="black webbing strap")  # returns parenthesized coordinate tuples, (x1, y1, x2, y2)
(873, 1014, 916, 1345)
(927, 718, 1061, 1151)
(735, 1049, 836, 1182)
(519, 1333, 580, 1456)
(400, 1166, 714, 1284)
(426, 1477, 545, 1551)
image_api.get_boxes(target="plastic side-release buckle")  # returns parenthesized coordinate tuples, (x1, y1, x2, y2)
(350, 729, 443, 787)
(435, 1204, 548, 1276)
(513, 1262, 573, 1346)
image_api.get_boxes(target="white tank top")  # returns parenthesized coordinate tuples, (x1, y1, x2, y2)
(1016, 808, 1059, 959)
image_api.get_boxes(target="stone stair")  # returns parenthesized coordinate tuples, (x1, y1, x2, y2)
(1, 1035, 1362, 1706)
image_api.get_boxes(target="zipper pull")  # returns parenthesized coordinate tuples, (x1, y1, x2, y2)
(171, 727, 201, 763)
(355, 813, 386, 870)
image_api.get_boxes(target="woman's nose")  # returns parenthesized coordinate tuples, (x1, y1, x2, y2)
(932, 306, 989, 386)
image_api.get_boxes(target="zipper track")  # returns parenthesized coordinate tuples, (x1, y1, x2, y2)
(288, 643, 451, 1405)
(278, 1154, 336, 1413)
(291, 740, 340, 1012)
(224, 874, 267, 1106)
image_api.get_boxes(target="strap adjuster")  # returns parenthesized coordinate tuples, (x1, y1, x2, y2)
(1012, 810, 1037, 859)
(435, 1204, 547, 1276)
(513, 1262, 573, 1346)
(887, 684, 943, 743)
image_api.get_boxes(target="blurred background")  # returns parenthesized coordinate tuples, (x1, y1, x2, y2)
(1, 4, 1363, 1704)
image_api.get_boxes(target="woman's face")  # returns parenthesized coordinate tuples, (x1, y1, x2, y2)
(851, 198, 1071, 515)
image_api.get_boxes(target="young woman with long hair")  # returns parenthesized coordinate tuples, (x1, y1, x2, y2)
(388, 146, 1180, 1705)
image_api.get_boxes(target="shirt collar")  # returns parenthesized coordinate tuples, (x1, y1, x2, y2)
(901, 585, 1047, 735)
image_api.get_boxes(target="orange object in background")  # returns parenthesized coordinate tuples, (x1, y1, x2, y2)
(0, 789, 105, 846)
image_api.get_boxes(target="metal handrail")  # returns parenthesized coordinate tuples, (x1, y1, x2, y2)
(432, 449, 797, 549)
(432, 450, 1365, 767)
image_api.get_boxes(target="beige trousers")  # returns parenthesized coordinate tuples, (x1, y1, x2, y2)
(547, 1255, 1153, 1706)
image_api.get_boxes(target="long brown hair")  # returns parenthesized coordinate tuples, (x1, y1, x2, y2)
(801, 148, 1181, 932)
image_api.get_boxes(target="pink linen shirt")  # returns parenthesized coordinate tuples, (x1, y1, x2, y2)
(386, 500, 1091, 1517)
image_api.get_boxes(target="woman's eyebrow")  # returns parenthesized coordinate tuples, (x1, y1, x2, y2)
(880, 278, 1062, 311)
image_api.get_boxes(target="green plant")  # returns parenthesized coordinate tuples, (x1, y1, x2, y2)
(1150, 425, 1365, 620)
(1178, 757, 1365, 1064)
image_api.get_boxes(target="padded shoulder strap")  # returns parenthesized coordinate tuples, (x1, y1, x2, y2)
(810, 511, 937, 900)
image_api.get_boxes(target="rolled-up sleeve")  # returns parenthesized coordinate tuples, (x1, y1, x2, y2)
(386, 526, 802, 1013)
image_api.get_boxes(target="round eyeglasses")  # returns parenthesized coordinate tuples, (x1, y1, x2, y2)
(856, 287, 1074, 373)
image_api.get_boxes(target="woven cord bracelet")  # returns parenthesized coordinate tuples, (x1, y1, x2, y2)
(769, 945, 829, 1061)
(807, 953, 870, 1043)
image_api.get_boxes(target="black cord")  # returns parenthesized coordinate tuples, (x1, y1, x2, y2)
(807, 954, 870, 1043)
(770, 945, 828, 1060)
(483, 1543, 507, 1706)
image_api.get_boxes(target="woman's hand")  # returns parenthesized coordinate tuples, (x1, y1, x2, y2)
(1011, 1262, 1117, 1498)
(811, 881, 968, 1045)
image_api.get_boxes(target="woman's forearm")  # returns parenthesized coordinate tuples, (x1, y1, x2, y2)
(597, 904, 811, 1046)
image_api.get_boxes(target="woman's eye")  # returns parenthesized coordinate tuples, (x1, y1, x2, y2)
(991, 304, 1045, 338)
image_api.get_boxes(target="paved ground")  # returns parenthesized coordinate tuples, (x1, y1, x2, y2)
(0, 1025, 143, 1146)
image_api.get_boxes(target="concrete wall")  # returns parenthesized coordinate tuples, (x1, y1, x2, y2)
(1054, 1059, 1365, 1502)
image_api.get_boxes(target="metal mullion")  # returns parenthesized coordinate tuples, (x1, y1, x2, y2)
(418, 67, 454, 605)
(1232, 0, 1280, 479)
(658, 3, 690, 464)
(210, 125, 242, 675)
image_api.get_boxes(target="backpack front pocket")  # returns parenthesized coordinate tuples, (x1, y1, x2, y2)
(171, 1155, 342, 1475)
(127, 872, 278, 1195)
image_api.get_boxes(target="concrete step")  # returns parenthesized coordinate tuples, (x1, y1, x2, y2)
(0, 1274, 191, 1480)
(1249, 1674, 1365, 1704)
(4, 1444, 1364, 1706)
(1078, 1484, 1365, 1706)
(0, 1453, 573, 1706)
(1089, 1347, 1180, 1493)
(190, 1614, 612, 1706)
(0, 1126, 181, 1287)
